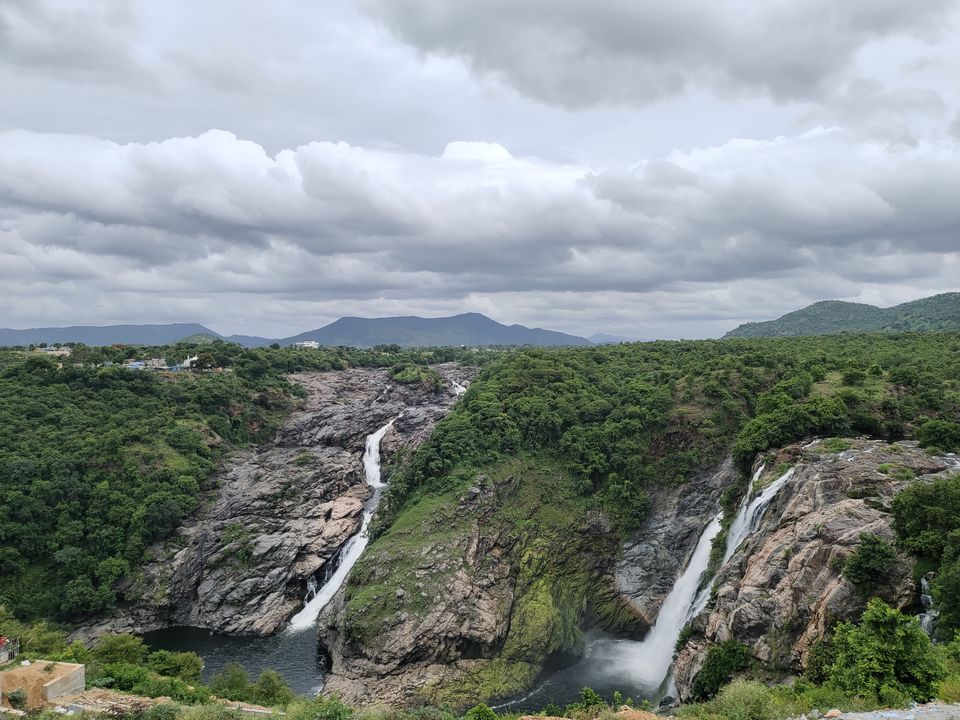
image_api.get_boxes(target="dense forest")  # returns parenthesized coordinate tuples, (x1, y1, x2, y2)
(378, 332, 960, 535)
(0, 342, 494, 621)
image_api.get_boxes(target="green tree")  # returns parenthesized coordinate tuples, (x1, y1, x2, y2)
(93, 634, 149, 665)
(826, 598, 945, 701)
(843, 534, 897, 596)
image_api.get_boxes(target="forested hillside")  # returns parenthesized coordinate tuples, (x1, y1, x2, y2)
(0, 342, 494, 622)
(725, 293, 960, 338)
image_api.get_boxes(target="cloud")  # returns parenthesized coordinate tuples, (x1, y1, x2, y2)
(359, 0, 955, 108)
(1, 126, 959, 338)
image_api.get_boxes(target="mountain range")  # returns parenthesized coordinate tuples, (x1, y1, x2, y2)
(724, 292, 960, 338)
(0, 313, 591, 348)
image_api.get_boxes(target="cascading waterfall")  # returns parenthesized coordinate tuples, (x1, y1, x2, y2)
(917, 575, 939, 637)
(287, 415, 400, 632)
(597, 513, 724, 688)
(721, 466, 793, 566)
(604, 465, 795, 689)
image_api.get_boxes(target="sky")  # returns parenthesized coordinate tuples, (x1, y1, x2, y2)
(1, 0, 959, 340)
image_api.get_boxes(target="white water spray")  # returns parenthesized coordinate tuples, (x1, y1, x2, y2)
(598, 512, 724, 687)
(288, 416, 399, 632)
(722, 466, 793, 566)
(451, 379, 467, 396)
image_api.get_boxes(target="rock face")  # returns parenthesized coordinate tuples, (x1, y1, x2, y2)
(673, 439, 956, 700)
(75, 364, 476, 641)
(611, 459, 736, 632)
(317, 461, 736, 707)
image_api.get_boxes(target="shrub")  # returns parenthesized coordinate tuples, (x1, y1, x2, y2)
(209, 662, 252, 701)
(147, 649, 204, 683)
(464, 704, 498, 720)
(250, 669, 295, 707)
(843, 534, 896, 596)
(713, 680, 773, 720)
(826, 598, 945, 701)
(286, 696, 354, 720)
(937, 674, 960, 703)
(93, 633, 149, 665)
(917, 420, 960, 453)
(692, 640, 753, 700)
(6, 688, 27, 710)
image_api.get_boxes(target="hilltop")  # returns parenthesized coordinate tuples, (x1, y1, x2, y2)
(724, 292, 960, 338)
(0, 313, 590, 348)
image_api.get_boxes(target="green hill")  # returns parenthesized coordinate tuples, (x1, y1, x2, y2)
(724, 292, 960, 338)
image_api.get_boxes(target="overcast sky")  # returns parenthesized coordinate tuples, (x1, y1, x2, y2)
(2, 0, 959, 339)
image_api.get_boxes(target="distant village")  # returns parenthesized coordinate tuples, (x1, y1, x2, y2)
(32, 345, 230, 373)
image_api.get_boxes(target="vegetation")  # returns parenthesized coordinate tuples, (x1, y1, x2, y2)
(892, 472, 960, 637)
(691, 640, 753, 700)
(842, 534, 897, 597)
(724, 292, 960, 338)
(0, 342, 493, 622)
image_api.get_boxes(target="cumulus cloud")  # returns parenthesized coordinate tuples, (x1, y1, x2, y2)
(1, 127, 959, 338)
(359, 0, 954, 108)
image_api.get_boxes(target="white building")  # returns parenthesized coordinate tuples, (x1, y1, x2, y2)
(292, 341, 320, 349)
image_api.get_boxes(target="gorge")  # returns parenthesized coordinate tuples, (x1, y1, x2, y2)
(7, 333, 960, 713)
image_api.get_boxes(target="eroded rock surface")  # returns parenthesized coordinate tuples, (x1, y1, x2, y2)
(673, 439, 956, 700)
(318, 460, 736, 707)
(75, 364, 475, 641)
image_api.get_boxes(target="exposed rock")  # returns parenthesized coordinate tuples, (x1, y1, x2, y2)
(673, 439, 954, 701)
(610, 459, 735, 633)
(318, 459, 736, 706)
(74, 364, 475, 642)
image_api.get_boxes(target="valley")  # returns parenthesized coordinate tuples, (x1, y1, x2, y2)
(3, 333, 960, 717)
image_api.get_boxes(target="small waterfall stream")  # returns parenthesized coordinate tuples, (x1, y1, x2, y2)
(288, 416, 399, 632)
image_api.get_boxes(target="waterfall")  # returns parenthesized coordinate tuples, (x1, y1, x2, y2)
(606, 465, 795, 688)
(722, 466, 793, 565)
(451, 379, 467, 396)
(599, 512, 724, 687)
(287, 416, 399, 632)
(917, 575, 939, 638)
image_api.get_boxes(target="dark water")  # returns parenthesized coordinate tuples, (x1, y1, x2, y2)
(144, 626, 324, 696)
(144, 627, 664, 711)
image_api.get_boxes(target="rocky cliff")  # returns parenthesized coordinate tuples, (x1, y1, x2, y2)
(75, 364, 475, 641)
(673, 438, 959, 700)
(316, 459, 737, 707)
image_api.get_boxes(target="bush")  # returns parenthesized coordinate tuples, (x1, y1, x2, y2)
(93, 633, 149, 665)
(917, 420, 960, 453)
(250, 669, 295, 707)
(826, 598, 945, 701)
(937, 674, 960, 703)
(713, 680, 773, 720)
(464, 704, 498, 720)
(6, 688, 27, 710)
(843, 534, 896, 596)
(209, 662, 251, 701)
(692, 641, 753, 700)
(286, 696, 354, 720)
(147, 649, 204, 683)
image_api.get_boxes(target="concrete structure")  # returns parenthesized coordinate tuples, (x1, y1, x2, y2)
(0, 661, 85, 711)
(0, 637, 17, 663)
(293, 340, 320, 349)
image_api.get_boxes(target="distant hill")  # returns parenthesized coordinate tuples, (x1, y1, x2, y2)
(589, 333, 637, 345)
(0, 323, 220, 347)
(0, 314, 590, 348)
(724, 293, 960, 338)
(283, 313, 590, 347)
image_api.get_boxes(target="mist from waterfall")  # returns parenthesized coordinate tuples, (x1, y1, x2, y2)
(287, 416, 398, 632)
(594, 512, 723, 688)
